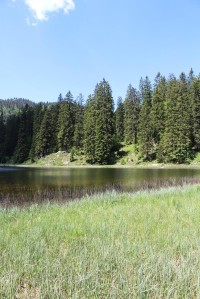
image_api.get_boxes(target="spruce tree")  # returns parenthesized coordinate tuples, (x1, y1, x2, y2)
(14, 105, 34, 163)
(138, 77, 153, 160)
(160, 73, 191, 163)
(84, 80, 114, 164)
(151, 73, 166, 156)
(29, 103, 46, 159)
(187, 68, 195, 87)
(175, 73, 191, 162)
(124, 85, 140, 144)
(49, 103, 59, 152)
(35, 108, 51, 157)
(74, 94, 84, 149)
(191, 78, 200, 150)
(187, 68, 195, 149)
(115, 97, 124, 142)
(84, 95, 96, 163)
(57, 91, 75, 152)
(159, 75, 179, 162)
(4, 114, 19, 160)
(94, 79, 114, 164)
(58, 93, 63, 103)
(0, 110, 5, 162)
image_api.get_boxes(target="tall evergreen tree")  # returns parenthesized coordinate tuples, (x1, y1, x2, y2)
(58, 93, 63, 103)
(64, 91, 74, 104)
(36, 108, 51, 157)
(57, 91, 75, 152)
(74, 94, 84, 148)
(151, 73, 166, 156)
(160, 73, 191, 163)
(187, 68, 195, 149)
(29, 103, 46, 159)
(191, 78, 200, 150)
(94, 79, 115, 164)
(138, 77, 153, 160)
(176, 73, 192, 162)
(4, 114, 19, 160)
(84, 80, 114, 164)
(187, 68, 195, 87)
(14, 105, 34, 163)
(0, 110, 5, 162)
(124, 85, 140, 144)
(49, 103, 59, 152)
(159, 75, 179, 162)
(115, 97, 124, 142)
(84, 95, 96, 163)
(36, 104, 59, 157)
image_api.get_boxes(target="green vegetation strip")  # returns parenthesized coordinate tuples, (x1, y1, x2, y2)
(1, 185, 200, 298)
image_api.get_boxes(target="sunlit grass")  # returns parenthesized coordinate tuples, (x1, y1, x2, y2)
(1, 185, 200, 298)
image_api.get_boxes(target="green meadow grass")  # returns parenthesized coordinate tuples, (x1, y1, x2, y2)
(1, 185, 200, 298)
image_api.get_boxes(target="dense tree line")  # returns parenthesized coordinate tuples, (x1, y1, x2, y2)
(0, 98, 35, 120)
(1, 71, 200, 164)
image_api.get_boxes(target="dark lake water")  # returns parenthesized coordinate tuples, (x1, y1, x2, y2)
(1, 166, 200, 205)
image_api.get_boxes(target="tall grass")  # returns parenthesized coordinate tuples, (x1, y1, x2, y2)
(1, 176, 200, 207)
(1, 185, 200, 298)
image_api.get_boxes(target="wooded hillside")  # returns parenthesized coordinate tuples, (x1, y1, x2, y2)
(1, 70, 200, 165)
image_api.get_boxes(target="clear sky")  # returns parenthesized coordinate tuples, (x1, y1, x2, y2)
(1, 0, 200, 104)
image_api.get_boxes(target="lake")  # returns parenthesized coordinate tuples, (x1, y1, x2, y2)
(1, 166, 200, 205)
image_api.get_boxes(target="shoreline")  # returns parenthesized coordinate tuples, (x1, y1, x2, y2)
(1, 162, 200, 169)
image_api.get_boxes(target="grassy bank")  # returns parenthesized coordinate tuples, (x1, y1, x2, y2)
(18, 146, 200, 168)
(3, 143, 200, 168)
(1, 186, 200, 298)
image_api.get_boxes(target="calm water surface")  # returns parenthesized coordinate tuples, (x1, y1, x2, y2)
(1, 167, 200, 204)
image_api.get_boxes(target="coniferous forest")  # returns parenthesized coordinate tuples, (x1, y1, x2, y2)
(1, 70, 200, 165)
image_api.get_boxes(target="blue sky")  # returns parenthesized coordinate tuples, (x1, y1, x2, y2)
(1, 0, 200, 104)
